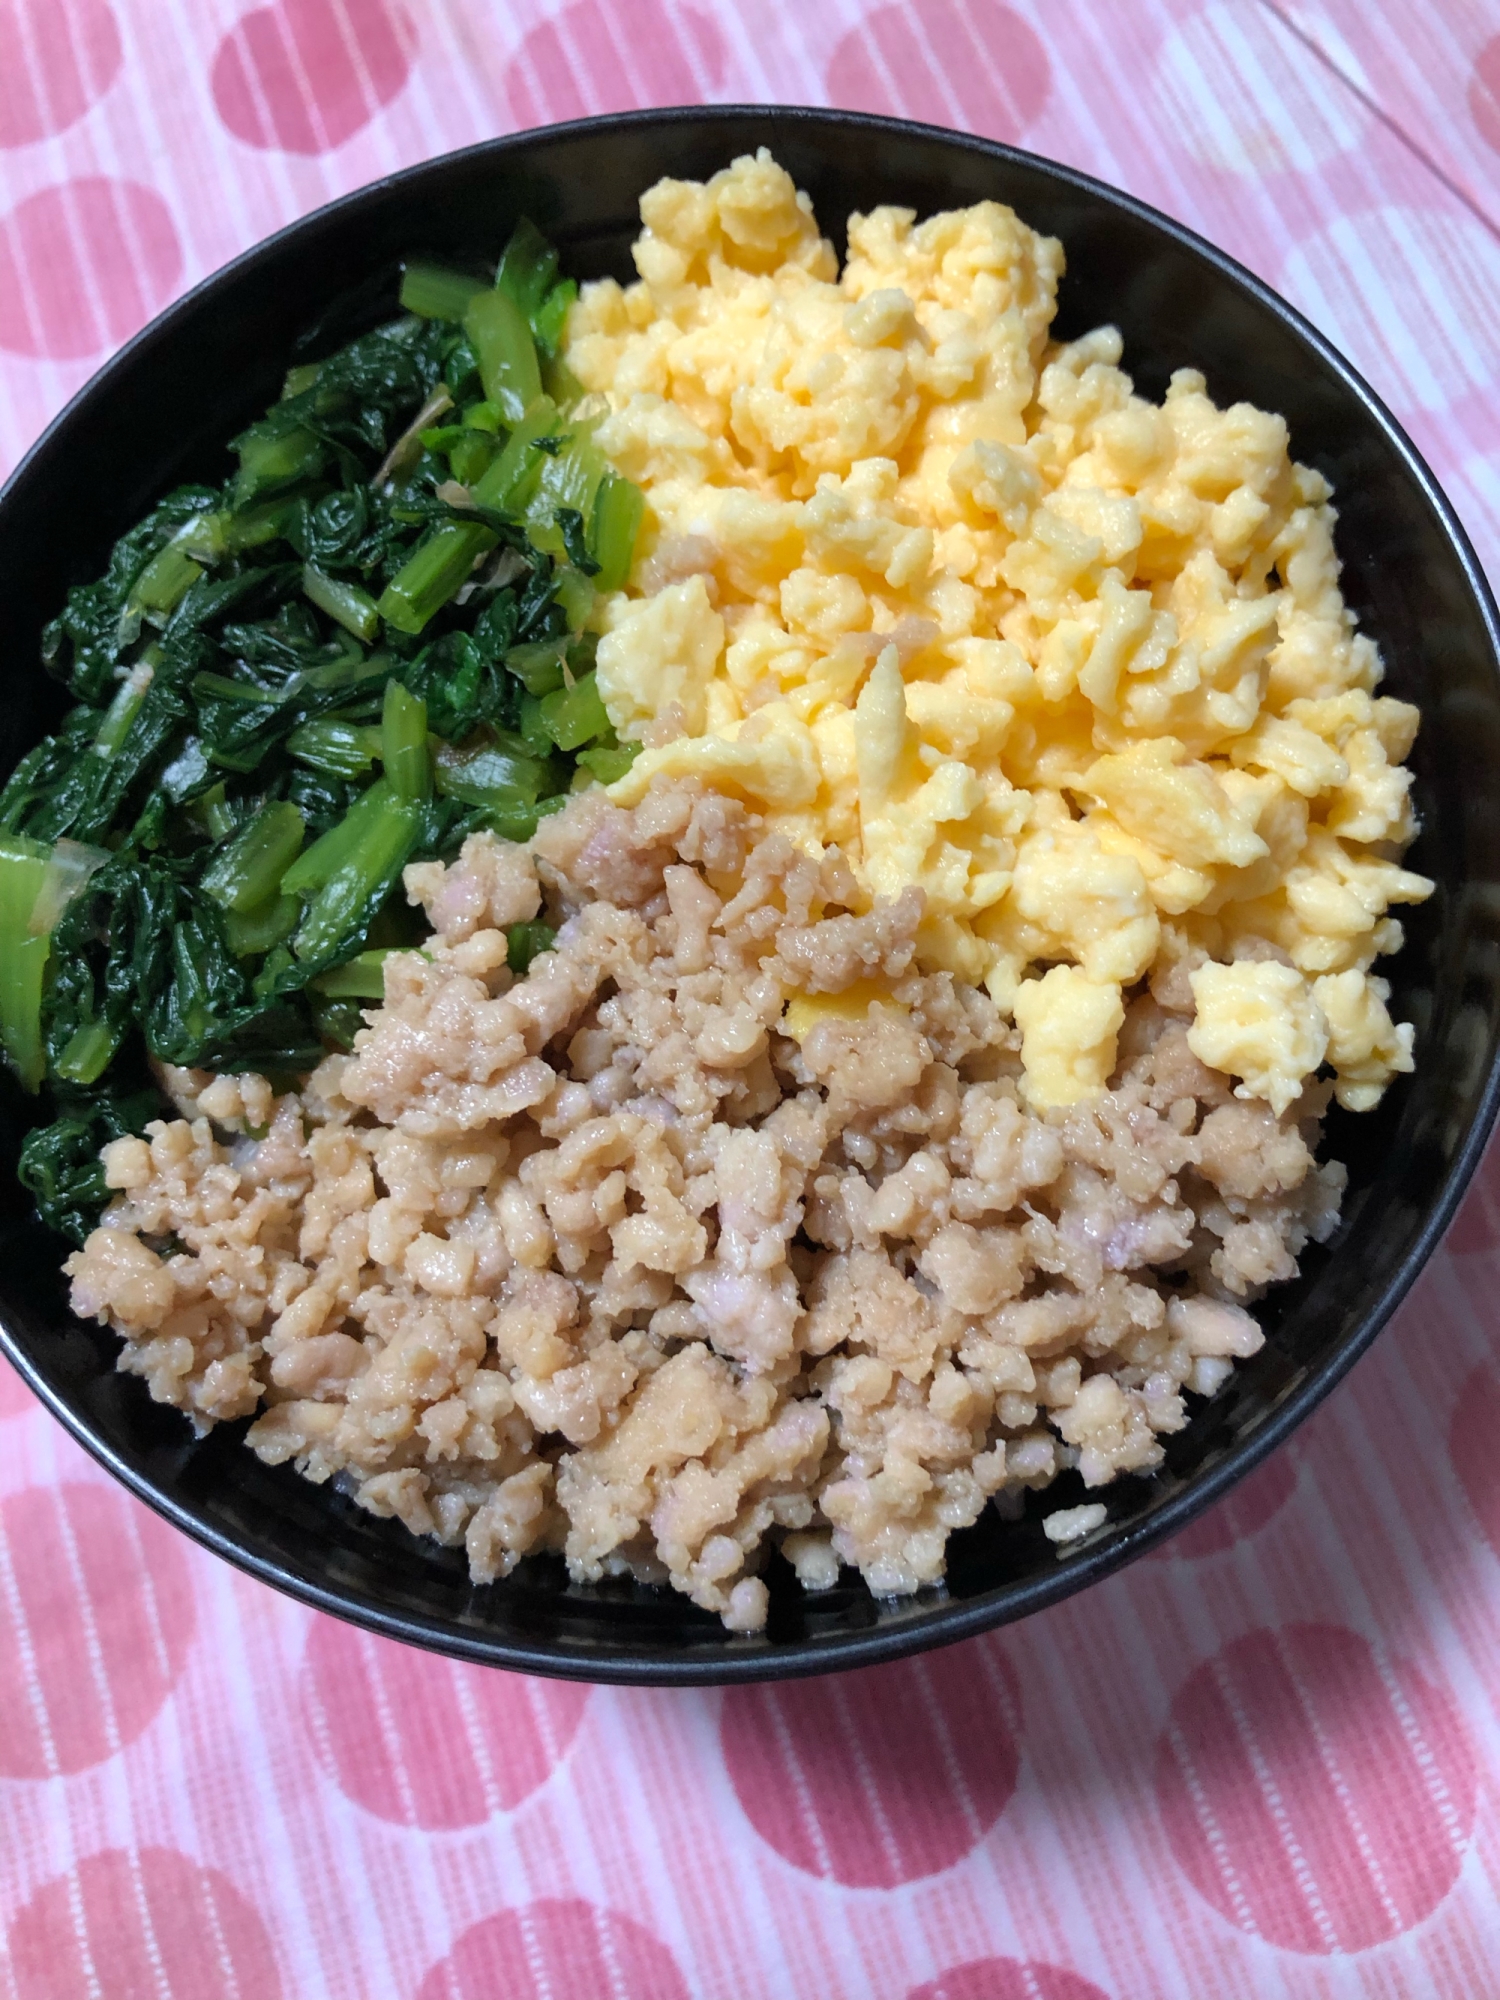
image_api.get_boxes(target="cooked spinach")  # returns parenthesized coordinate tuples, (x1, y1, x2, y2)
(1, 222, 642, 1242)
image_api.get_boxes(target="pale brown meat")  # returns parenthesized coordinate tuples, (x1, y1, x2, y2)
(66, 777, 1340, 1630)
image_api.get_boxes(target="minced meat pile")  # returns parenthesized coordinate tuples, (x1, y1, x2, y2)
(66, 779, 1343, 1631)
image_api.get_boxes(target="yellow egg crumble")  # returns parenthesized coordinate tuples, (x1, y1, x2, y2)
(564, 150, 1431, 1114)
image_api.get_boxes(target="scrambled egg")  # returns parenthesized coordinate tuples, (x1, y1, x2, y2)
(781, 980, 907, 1045)
(569, 151, 1431, 1113)
(1013, 967, 1125, 1107)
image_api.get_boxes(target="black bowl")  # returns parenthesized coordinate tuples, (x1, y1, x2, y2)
(3, 106, 1498, 1685)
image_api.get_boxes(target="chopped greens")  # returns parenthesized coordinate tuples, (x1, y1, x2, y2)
(2, 219, 644, 1243)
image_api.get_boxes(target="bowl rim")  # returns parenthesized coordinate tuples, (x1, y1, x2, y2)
(3, 101, 1499, 1684)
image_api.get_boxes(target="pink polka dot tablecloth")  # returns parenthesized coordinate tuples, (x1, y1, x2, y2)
(3, 2, 1500, 1995)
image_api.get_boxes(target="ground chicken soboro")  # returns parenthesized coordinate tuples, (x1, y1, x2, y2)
(67, 781, 1342, 1631)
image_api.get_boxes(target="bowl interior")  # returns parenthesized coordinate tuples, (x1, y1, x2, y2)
(2, 107, 1498, 1682)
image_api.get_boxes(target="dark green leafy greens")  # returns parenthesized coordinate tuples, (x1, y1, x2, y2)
(1, 222, 644, 1242)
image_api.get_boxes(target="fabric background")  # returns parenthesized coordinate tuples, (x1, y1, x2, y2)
(3, 3, 1500, 1994)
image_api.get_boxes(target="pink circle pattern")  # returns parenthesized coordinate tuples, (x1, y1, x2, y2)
(1155, 1449, 1298, 1560)
(0, 177, 182, 359)
(908, 1960, 1112, 2000)
(1469, 34, 1500, 157)
(825, 0, 1051, 141)
(505, 0, 726, 130)
(0, 1483, 196, 1779)
(301, 1616, 590, 1829)
(721, 1645, 1021, 1887)
(416, 1900, 690, 2000)
(211, 0, 417, 155)
(1449, 1359, 1500, 1556)
(5, 1847, 282, 2000)
(0, 0, 122, 148)
(1155, 1623, 1476, 1953)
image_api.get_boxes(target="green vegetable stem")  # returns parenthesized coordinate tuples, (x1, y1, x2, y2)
(539, 671, 610, 752)
(399, 260, 488, 324)
(591, 472, 645, 592)
(464, 289, 542, 424)
(302, 563, 381, 643)
(287, 780, 423, 967)
(201, 802, 306, 913)
(506, 920, 556, 974)
(0, 835, 54, 1091)
(377, 519, 497, 635)
(381, 678, 431, 802)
